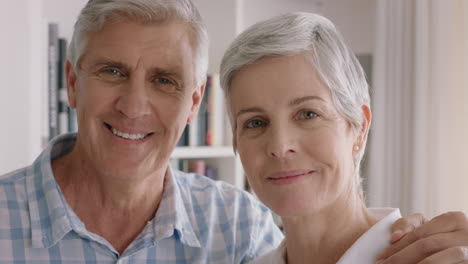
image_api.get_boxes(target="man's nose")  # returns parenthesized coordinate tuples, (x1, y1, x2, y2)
(115, 77, 151, 119)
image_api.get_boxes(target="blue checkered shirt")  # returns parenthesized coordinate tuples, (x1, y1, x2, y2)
(0, 133, 283, 263)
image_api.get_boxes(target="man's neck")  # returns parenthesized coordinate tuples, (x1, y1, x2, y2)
(282, 193, 376, 264)
(52, 150, 166, 254)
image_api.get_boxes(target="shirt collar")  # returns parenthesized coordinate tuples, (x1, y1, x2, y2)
(337, 208, 402, 263)
(269, 208, 401, 264)
(27, 133, 201, 249)
(27, 133, 76, 248)
(152, 167, 201, 248)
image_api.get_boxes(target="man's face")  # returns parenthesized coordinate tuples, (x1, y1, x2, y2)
(66, 19, 203, 179)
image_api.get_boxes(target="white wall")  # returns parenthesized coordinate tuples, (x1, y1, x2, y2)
(43, 0, 87, 40)
(192, 0, 238, 74)
(0, 0, 43, 173)
(241, 0, 376, 54)
(196, 0, 376, 73)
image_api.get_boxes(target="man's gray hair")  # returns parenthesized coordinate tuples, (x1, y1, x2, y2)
(69, 0, 209, 86)
(220, 12, 370, 190)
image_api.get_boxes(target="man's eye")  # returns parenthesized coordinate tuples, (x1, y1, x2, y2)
(244, 119, 266, 129)
(153, 77, 179, 92)
(104, 69, 123, 75)
(300, 110, 318, 120)
(155, 78, 172, 85)
(103, 68, 124, 76)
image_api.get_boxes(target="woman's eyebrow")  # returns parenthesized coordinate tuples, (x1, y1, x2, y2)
(236, 107, 265, 119)
(289, 95, 324, 106)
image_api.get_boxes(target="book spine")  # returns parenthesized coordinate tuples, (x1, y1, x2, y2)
(198, 76, 210, 145)
(209, 73, 225, 146)
(188, 116, 198, 146)
(57, 38, 69, 135)
(68, 108, 78, 133)
(41, 21, 50, 148)
(48, 23, 59, 140)
(176, 126, 189, 146)
(188, 159, 206, 175)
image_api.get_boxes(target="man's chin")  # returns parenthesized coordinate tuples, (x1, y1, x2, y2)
(99, 163, 158, 181)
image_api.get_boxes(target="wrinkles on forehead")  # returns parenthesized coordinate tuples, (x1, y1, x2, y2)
(77, 19, 198, 87)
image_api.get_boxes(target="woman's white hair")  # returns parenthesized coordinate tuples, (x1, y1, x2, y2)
(220, 12, 370, 192)
(69, 0, 209, 86)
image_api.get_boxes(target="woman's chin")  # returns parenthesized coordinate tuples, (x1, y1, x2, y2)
(265, 194, 324, 218)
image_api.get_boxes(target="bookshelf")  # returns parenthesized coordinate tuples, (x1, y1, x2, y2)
(172, 146, 234, 159)
(0, 0, 246, 190)
(1, 0, 375, 192)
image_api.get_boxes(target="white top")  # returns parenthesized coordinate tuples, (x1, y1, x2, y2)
(250, 208, 402, 264)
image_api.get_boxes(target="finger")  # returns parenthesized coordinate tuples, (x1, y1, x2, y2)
(377, 211, 468, 260)
(418, 247, 468, 264)
(376, 232, 467, 264)
(390, 213, 428, 243)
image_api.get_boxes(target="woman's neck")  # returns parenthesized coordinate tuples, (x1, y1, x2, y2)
(281, 193, 376, 264)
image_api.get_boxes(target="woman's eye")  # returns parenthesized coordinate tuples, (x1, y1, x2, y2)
(300, 110, 319, 119)
(244, 119, 266, 129)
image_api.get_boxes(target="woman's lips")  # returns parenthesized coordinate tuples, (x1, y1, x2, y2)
(267, 170, 315, 185)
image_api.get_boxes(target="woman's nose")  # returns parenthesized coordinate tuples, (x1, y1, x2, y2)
(266, 126, 297, 159)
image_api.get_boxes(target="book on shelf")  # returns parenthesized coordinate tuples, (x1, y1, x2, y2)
(176, 126, 189, 146)
(170, 158, 219, 180)
(43, 23, 78, 147)
(177, 73, 229, 147)
(58, 38, 69, 135)
(47, 23, 59, 141)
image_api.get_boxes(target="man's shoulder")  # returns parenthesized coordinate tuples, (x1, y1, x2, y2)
(0, 166, 30, 185)
(0, 166, 31, 226)
(171, 170, 283, 261)
(172, 169, 268, 212)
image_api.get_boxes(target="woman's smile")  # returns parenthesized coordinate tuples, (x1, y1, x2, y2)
(267, 169, 315, 185)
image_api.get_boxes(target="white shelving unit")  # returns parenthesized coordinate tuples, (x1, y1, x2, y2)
(171, 146, 244, 189)
(172, 146, 234, 159)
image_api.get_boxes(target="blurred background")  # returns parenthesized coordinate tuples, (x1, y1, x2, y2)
(0, 0, 467, 218)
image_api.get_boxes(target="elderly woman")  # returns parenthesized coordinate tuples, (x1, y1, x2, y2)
(220, 12, 468, 263)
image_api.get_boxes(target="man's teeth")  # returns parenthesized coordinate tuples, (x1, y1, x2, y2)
(111, 127, 148, 140)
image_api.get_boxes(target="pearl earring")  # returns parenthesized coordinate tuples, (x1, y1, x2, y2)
(353, 145, 360, 151)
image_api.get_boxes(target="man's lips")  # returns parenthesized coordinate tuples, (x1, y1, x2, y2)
(104, 122, 155, 140)
(104, 122, 153, 135)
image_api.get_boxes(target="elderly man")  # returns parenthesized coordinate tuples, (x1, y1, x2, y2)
(0, 0, 281, 262)
(0, 0, 467, 263)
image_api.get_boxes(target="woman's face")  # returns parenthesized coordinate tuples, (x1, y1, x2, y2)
(231, 53, 361, 217)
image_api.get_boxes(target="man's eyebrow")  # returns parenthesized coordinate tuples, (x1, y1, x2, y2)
(89, 59, 183, 79)
(288, 95, 324, 106)
(149, 67, 183, 79)
(91, 59, 129, 70)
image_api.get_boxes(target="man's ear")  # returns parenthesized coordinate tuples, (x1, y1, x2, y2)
(65, 60, 78, 109)
(187, 81, 206, 124)
(354, 104, 372, 153)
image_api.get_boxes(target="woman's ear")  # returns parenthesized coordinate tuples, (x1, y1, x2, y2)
(354, 105, 372, 153)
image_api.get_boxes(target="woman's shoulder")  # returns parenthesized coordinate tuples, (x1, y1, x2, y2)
(249, 240, 286, 264)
